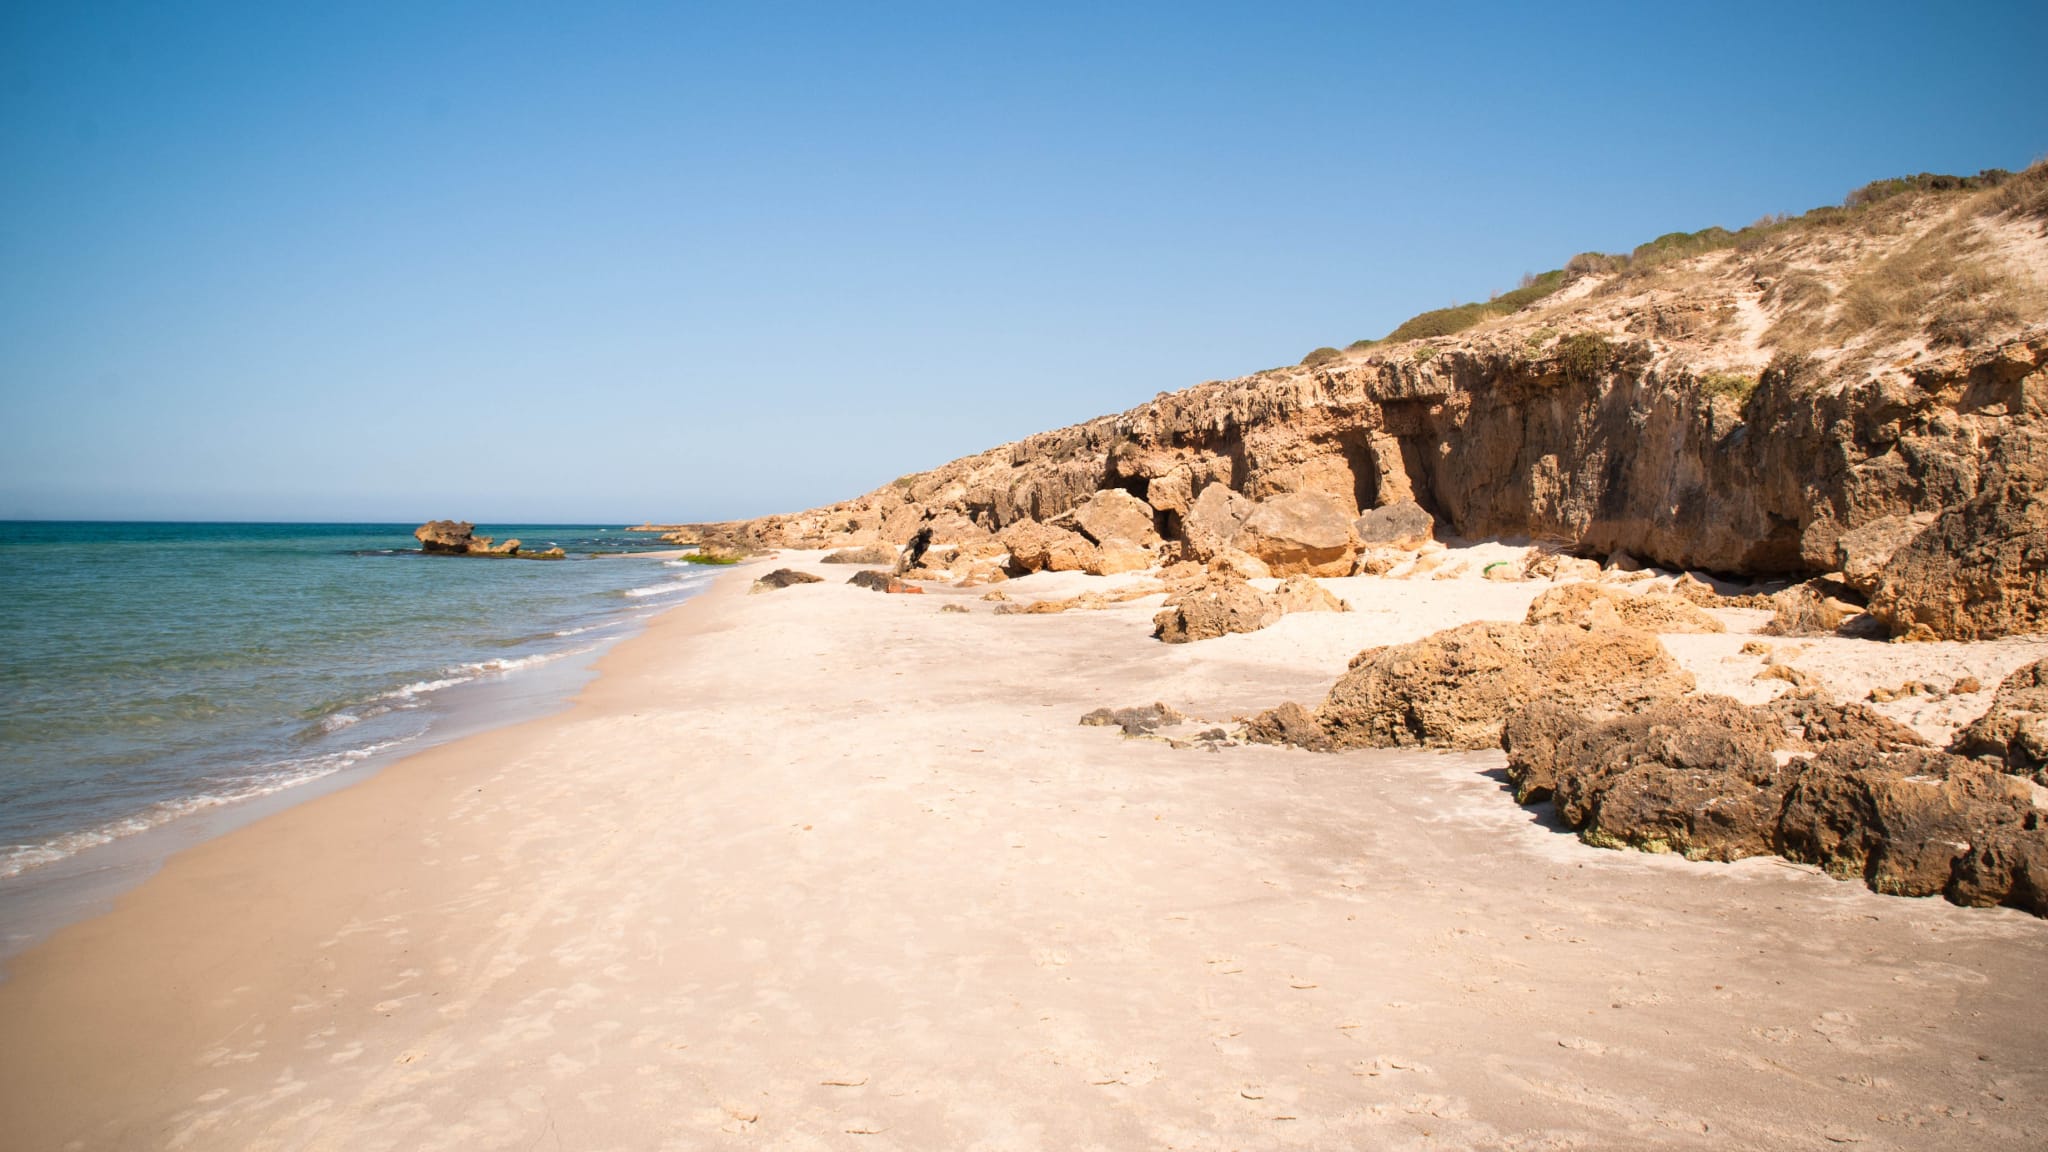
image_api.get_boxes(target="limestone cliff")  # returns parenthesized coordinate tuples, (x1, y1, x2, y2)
(715, 165, 2048, 639)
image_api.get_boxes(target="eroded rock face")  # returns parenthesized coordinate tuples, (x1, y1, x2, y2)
(999, 519, 1099, 574)
(1522, 583, 1723, 634)
(1868, 479, 2048, 640)
(724, 241, 2046, 642)
(1072, 490, 1162, 548)
(1232, 492, 1357, 577)
(1950, 659, 2048, 784)
(1151, 576, 1281, 644)
(1311, 621, 1693, 751)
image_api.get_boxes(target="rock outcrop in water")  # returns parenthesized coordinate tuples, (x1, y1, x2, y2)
(705, 170, 2048, 640)
(413, 521, 564, 560)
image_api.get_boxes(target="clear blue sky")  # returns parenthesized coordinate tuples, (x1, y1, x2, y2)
(3, 1, 2043, 522)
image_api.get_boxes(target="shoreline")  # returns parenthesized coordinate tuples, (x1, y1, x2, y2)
(3, 553, 2044, 1149)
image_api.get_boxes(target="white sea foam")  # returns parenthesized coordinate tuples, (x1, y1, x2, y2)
(0, 740, 408, 881)
(624, 578, 705, 598)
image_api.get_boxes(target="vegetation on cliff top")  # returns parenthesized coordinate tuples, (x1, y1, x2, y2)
(1307, 162, 2045, 365)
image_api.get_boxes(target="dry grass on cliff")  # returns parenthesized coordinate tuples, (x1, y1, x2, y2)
(1759, 203, 2043, 354)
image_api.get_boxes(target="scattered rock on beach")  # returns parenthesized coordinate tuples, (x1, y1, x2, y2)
(1498, 691, 2048, 914)
(1080, 702, 1186, 736)
(751, 568, 823, 593)
(1523, 582, 1723, 633)
(1269, 575, 1350, 614)
(1950, 658, 2048, 784)
(1761, 584, 1856, 637)
(821, 545, 897, 565)
(1151, 575, 1281, 643)
(847, 570, 924, 594)
(1241, 701, 1332, 752)
(1309, 621, 1693, 751)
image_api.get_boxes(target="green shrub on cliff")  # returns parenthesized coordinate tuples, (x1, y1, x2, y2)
(677, 549, 743, 565)
(1300, 346, 1343, 368)
(1380, 269, 1568, 344)
(1557, 332, 1613, 382)
(1699, 371, 1758, 402)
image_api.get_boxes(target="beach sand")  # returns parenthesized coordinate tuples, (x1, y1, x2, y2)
(3, 554, 2046, 1150)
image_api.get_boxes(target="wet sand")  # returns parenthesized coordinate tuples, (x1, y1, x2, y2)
(2, 556, 2044, 1150)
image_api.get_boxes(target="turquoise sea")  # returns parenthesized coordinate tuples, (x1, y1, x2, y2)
(0, 523, 710, 891)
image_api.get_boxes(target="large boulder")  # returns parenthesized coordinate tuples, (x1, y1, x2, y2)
(1867, 481, 2048, 639)
(1501, 691, 2048, 913)
(1181, 484, 1252, 562)
(1523, 583, 1724, 634)
(1543, 696, 1796, 862)
(1310, 621, 1693, 751)
(1950, 659, 2048, 784)
(1151, 575, 1282, 643)
(1353, 500, 1436, 550)
(1270, 575, 1350, 614)
(1072, 490, 1162, 548)
(999, 519, 1100, 574)
(1778, 744, 2037, 898)
(1232, 492, 1357, 577)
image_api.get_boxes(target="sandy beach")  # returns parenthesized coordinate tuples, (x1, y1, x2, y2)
(3, 554, 2046, 1151)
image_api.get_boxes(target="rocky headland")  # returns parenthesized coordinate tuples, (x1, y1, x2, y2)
(675, 166, 2048, 917)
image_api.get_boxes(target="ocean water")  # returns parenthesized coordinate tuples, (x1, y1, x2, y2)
(0, 522, 712, 885)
